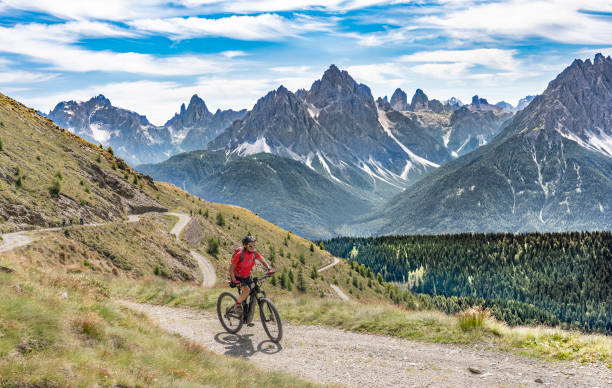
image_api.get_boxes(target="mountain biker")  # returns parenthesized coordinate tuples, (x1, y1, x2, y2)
(229, 235, 274, 314)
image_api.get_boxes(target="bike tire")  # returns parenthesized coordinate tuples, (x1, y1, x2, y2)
(217, 291, 244, 334)
(259, 298, 282, 343)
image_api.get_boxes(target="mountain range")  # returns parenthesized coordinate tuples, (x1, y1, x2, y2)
(366, 53, 612, 235)
(42, 56, 612, 238)
(48, 94, 246, 165)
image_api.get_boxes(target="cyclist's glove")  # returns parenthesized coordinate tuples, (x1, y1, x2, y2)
(267, 269, 276, 275)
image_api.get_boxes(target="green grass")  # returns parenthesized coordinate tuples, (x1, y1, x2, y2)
(0, 261, 321, 387)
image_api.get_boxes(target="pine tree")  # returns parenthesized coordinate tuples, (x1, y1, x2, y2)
(297, 269, 306, 292)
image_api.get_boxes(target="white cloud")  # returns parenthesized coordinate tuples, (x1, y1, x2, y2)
(418, 0, 612, 45)
(410, 62, 471, 79)
(399, 49, 521, 72)
(128, 13, 334, 41)
(0, 22, 239, 76)
(0, 0, 405, 21)
(0, 71, 58, 84)
(0, 0, 186, 21)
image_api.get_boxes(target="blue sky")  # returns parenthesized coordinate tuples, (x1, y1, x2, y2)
(1, 0, 611, 125)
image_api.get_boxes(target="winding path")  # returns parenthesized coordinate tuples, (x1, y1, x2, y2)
(317, 256, 350, 300)
(167, 212, 216, 288)
(317, 256, 340, 273)
(120, 301, 612, 388)
(1, 212, 217, 288)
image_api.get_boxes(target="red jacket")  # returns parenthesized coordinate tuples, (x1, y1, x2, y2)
(232, 248, 260, 277)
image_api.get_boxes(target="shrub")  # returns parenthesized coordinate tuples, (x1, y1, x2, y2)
(319, 242, 325, 250)
(49, 177, 61, 197)
(107, 146, 114, 155)
(310, 265, 318, 280)
(297, 269, 307, 292)
(310, 243, 314, 252)
(299, 253, 306, 265)
(15, 173, 22, 187)
(132, 175, 139, 185)
(216, 213, 225, 226)
(73, 314, 105, 341)
(457, 306, 489, 331)
(0, 136, 3, 151)
(207, 237, 220, 257)
(84, 184, 90, 194)
(36, 154, 41, 161)
(55, 170, 63, 180)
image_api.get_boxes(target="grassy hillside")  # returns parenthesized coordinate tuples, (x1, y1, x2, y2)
(0, 93, 166, 233)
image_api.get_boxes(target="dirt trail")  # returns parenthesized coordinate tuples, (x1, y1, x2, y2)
(119, 301, 611, 388)
(167, 212, 216, 288)
(317, 256, 350, 300)
(318, 256, 340, 272)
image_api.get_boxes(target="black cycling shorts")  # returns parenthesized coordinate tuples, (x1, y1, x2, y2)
(235, 276, 252, 287)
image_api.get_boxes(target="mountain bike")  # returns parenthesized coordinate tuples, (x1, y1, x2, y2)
(217, 273, 283, 343)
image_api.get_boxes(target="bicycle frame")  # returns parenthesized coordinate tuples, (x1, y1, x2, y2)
(244, 276, 268, 324)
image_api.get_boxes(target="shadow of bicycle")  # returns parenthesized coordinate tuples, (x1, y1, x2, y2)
(214, 332, 282, 358)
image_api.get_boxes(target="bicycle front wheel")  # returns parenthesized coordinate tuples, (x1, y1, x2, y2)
(217, 291, 243, 334)
(259, 298, 282, 343)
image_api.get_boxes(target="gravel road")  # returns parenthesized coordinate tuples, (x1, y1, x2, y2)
(119, 301, 612, 388)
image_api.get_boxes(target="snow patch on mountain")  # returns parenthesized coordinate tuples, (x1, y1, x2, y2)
(317, 152, 342, 183)
(558, 128, 612, 159)
(235, 137, 272, 155)
(377, 108, 439, 168)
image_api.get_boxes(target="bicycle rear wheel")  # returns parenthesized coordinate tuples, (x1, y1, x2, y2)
(259, 298, 282, 343)
(217, 292, 244, 334)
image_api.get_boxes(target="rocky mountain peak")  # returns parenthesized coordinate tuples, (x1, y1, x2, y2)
(471, 95, 489, 105)
(90, 94, 111, 107)
(165, 94, 213, 128)
(307, 64, 374, 108)
(390, 88, 409, 111)
(410, 88, 429, 111)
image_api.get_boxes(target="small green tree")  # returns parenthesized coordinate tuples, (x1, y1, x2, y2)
(377, 273, 384, 284)
(36, 155, 41, 161)
(15, 173, 23, 187)
(288, 269, 294, 283)
(281, 269, 289, 289)
(107, 146, 114, 155)
(207, 237, 220, 257)
(216, 212, 225, 226)
(0, 136, 3, 151)
(319, 241, 325, 250)
(310, 243, 314, 252)
(132, 175, 139, 185)
(299, 253, 306, 265)
(204, 209, 209, 218)
(310, 264, 318, 280)
(49, 177, 61, 197)
(297, 269, 307, 292)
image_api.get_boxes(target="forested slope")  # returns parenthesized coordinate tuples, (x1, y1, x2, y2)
(324, 232, 612, 333)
